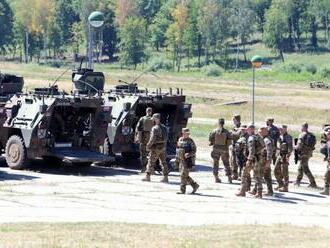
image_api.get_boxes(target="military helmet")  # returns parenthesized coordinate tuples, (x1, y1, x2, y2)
(182, 128, 190, 134)
(153, 113, 161, 119)
(302, 122, 308, 129)
(218, 118, 225, 125)
(146, 107, 153, 113)
(266, 117, 274, 122)
(233, 114, 241, 121)
(247, 123, 255, 129)
(282, 124, 288, 129)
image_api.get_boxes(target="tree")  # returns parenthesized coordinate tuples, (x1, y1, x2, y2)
(137, 0, 162, 24)
(119, 17, 147, 68)
(115, 0, 138, 26)
(0, 0, 14, 53)
(250, 0, 271, 33)
(264, 0, 290, 62)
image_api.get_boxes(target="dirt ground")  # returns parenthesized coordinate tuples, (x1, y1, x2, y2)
(0, 153, 329, 229)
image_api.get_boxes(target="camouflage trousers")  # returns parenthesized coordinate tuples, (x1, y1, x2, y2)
(139, 132, 150, 170)
(146, 147, 168, 176)
(260, 162, 273, 193)
(253, 158, 264, 192)
(296, 155, 316, 184)
(274, 155, 289, 187)
(324, 162, 330, 188)
(229, 145, 239, 177)
(211, 148, 232, 177)
(179, 159, 196, 187)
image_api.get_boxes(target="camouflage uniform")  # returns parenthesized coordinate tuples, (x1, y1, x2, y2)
(296, 131, 316, 186)
(136, 115, 154, 171)
(320, 129, 330, 195)
(145, 123, 168, 178)
(235, 132, 250, 186)
(230, 122, 241, 179)
(274, 132, 293, 191)
(177, 134, 199, 194)
(267, 123, 280, 164)
(238, 133, 265, 197)
(209, 126, 232, 182)
(261, 135, 274, 195)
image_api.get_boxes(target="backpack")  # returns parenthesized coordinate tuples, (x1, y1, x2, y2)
(305, 132, 316, 150)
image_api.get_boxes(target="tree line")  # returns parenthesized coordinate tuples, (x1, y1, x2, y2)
(1, 0, 330, 71)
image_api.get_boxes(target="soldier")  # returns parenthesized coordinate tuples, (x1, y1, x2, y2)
(320, 129, 330, 195)
(142, 113, 169, 183)
(236, 124, 265, 198)
(235, 125, 249, 179)
(176, 128, 199, 194)
(266, 118, 280, 164)
(274, 125, 293, 192)
(135, 107, 154, 172)
(230, 114, 241, 180)
(294, 123, 317, 188)
(209, 118, 232, 183)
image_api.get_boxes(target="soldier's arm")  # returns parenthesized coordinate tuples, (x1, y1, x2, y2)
(209, 130, 215, 146)
(136, 117, 144, 132)
(146, 127, 157, 149)
(287, 135, 293, 155)
(247, 137, 255, 160)
(296, 133, 304, 150)
(266, 140, 273, 161)
(190, 139, 197, 156)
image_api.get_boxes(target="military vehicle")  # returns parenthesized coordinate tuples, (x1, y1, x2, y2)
(72, 67, 192, 164)
(0, 73, 113, 170)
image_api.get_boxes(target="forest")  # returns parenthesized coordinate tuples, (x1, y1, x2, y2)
(1, 0, 330, 73)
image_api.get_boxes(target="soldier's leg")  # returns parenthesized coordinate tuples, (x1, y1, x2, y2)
(296, 159, 304, 185)
(143, 150, 158, 181)
(274, 156, 284, 189)
(254, 160, 263, 198)
(236, 163, 252, 196)
(159, 149, 169, 182)
(221, 151, 232, 183)
(211, 150, 221, 183)
(264, 165, 273, 195)
(230, 146, 238, 179)
(301, 156, 316, 186)
(282, 158, 290, 190)
(178, 161, 187, 194)
(140, 143, 148, 172)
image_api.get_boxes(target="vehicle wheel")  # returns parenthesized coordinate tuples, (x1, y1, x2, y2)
(103, 138, 114, 156)
(5, 135, 29, 170)
(121, 152, 140, 160)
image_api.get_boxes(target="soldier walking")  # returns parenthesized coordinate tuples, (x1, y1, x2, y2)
(236, 124, 265, 198)
(274, 125, 293, 192)
(135, 107, 154, 172)
(266, 118, 280, 164)
(142, 113, 169, 183)
(209, 118, 232, 183)
(176, 128, 199, 194)
(320, 128, 330, 195)
(294, 123, 317, 188)
(230, 114, 241, 180)
(234, 125, 249, 180)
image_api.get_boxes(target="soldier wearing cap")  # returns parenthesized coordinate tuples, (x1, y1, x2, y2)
(176, 128, 199, 194)
(294, 123, 317, 188)
(236, 124, 265, 198)
(230, 114, 242, 180)
(266, 118, 280, 164)
(209, 118, 233, 183)
(274, 125, 293, 192)
(135, 107, 154, 172)
(142, 113, 169, 183)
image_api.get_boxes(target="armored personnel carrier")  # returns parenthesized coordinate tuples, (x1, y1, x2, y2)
(72, 67, 192, 162)
(0, 75, 113, 169)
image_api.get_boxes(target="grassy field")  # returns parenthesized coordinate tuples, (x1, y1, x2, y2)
(0, 222, 330, 248)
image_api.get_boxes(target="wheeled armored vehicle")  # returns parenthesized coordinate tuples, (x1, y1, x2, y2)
(0, 73, 113, 169)
(72, 67, 192, 162)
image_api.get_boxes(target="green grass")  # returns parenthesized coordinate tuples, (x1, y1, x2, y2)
(1, 222, 330, 248)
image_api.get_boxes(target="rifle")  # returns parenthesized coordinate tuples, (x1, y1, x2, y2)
(294, 138, 300, 164)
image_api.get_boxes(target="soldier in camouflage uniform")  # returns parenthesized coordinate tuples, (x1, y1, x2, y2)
(236, 124, 265, 198)
(176, 128, 199, 194)
(274, 125, 293, 192)
(135, 107, 154, 172)
(142, 113, 169, 183)
(266, 118, 280, 165)
(209, 118, 232, 183)
(230, 114, 241, 180)
(294, 123, 317, 188)
(320, 129, 330, 195)
(234, 125, 249, 180)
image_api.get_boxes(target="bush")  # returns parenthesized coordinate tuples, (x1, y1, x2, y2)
(320, 67, 330, 78)
(305, 64, 317, 74)
(148, 57, 173, 72)
(203, 64, 222, 77)
(280, 63, 303, 73)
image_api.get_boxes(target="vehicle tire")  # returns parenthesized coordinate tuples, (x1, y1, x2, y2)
(103, 138, 114, 156)
(5, 135, 29, 170)
(121, 152, 140, 160)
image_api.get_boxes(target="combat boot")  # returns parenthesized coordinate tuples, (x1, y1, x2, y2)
(255, 190, 263, 199)
(249, 188, 257, 195)
(232, 173, 238, 181)
(142, 173, 151, 182)
(192, 183, 199, 194)
(160, 175, 169, 184)
(236, 187, 246, 197)
(279, 185, 288, 192)
(320, 187, 329, 196)
(214, 176, 221, 183)
(264, 191, 273, 196)
(228, 176, 232, 184)
(177, 185, 186, 194)
(275, 183, 284, 191)
(307, 182, 317, 188)
(294, 180, 301, 187)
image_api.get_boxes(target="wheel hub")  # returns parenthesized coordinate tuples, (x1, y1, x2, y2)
(8, 143, 20, 163)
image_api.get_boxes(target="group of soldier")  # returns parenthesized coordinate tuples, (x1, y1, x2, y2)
(135, 107, 330, 197)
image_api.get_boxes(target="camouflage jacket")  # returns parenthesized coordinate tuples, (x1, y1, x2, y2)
(147, 124, 168, 150)
(136, 115, 154, 132)
(209, 127, 232, 150)
(263, 136, 273, 161)
(268, 124, 280, 146)
(247, 134, 265, 161)
(297, 131, 315, 155)
(177, 137, 196, 161)
(235, 133, 249, 157)
(278, 133, 293, 155)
